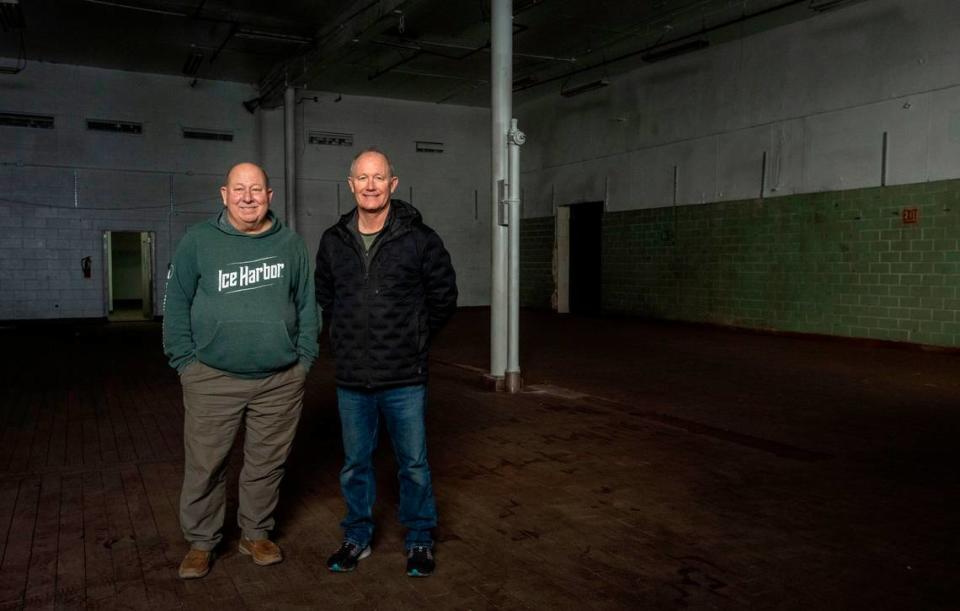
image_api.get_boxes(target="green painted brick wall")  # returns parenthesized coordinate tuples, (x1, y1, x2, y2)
(520, 216, 554, 309)
(603, 179, 960, 347)
(519, 179, 960, 348)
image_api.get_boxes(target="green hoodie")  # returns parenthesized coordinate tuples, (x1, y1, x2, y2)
(162, 210, 318, 378)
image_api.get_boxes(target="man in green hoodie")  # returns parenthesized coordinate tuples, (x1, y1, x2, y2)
(163, 162, 318, 579)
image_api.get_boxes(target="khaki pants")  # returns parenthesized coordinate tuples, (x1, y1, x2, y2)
(179, 361, 305, 550)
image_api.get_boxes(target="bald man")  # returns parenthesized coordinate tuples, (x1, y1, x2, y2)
(163, 162, 318, 579)
(315, 148, 457, 577)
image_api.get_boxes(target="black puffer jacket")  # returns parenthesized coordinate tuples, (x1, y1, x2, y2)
(315, 200, 458, 389)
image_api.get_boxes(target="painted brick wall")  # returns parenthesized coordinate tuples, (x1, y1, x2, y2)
(602, 179, 960, 348)
(520, 217, 554, 309)
(0, 205, 104, 319)
(0, 198, 192, 320)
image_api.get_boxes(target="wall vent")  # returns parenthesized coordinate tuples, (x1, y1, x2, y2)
(182, 127, 233, 142)
(415, 140, 444, 154)
(0, 111, 54, 129)
(308, 130, 353, 147)
(87, 118, 143, 135)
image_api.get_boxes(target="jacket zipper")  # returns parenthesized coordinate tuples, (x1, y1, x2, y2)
(337, 217, 412, 389)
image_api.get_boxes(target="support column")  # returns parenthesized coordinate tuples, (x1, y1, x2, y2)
(506, 119, 525, 393)
(284, 85, 297, 232)
(489, 0, 511, 387)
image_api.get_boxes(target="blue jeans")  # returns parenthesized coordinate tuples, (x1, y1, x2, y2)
(336, 384, 436, 550)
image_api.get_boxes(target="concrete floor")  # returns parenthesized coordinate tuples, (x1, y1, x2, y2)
(0, 308, 957, 609)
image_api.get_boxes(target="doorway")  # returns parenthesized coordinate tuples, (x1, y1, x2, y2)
(568, 201, 603, 315)
(105, 231, 154, 321)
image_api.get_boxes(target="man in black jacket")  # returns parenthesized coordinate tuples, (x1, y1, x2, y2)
(315, 147, 457, 577)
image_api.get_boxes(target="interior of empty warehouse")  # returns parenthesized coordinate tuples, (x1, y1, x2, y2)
(0, 0, 957, 609)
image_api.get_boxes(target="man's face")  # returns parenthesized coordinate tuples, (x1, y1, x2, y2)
(220, 163, 272, 233)
(348, 152, 398, 215)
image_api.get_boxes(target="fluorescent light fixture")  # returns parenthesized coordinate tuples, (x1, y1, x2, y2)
(182, 51, 204, 76)
(512, 75, 538, 90)
(642, 39, 709, 63)
(235, 29, 313, 44)
(81, 0, 186, 17)
(560, 78, 609, 98)
(809, 0, 870, 11)
(0, 0, 25, 32)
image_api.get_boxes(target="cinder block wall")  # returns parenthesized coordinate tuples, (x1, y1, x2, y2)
(595, 180, 960, 347)
(520, 180, 960, 347)
(519, 217, 554, 309)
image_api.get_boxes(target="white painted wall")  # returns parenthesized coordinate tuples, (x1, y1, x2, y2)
(517, 0, 960, 216)
(0, 62, 491, 319)
(260, 93, 491, 306)
(0, 62, 258, 319)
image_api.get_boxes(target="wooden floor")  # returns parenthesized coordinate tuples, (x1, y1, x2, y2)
(0, 310, 958, 610)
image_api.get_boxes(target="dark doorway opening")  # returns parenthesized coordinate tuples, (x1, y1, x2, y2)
(105, 230, 154, 321)
(568, 201, 603, 315)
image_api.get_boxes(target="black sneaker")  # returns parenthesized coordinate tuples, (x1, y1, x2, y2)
(327, 541, 371, 572)
(406, 545, 435, 577)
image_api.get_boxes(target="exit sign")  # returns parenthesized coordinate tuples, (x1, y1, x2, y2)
(902, 208, 919, 224)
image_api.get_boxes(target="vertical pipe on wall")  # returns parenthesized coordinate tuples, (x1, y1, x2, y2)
(760, 151, 767, 200)
(490, 0, 511, 384)
(506, 118, 525, 393)
(881, 131, 888, 187)
(284, 85, 297, 232)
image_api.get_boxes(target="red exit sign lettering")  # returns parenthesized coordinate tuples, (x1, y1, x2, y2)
(902, 208, 919, 224)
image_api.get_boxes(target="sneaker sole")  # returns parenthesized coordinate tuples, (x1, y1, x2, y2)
(238, 542, 283, 566)
(178, 566, 210, 579)
(407, 569, 432, 578)
(328, 546, 371, 572)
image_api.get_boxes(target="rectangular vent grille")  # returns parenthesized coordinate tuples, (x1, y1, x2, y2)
(87, 119, 143, 134)
(308, 130, 353, 147)
(0, 112, 54, 129)
(416, 140, 444, 154)
(182, 127, 233, 142)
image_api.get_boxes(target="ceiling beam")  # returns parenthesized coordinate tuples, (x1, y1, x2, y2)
(257, 0, 431, 108)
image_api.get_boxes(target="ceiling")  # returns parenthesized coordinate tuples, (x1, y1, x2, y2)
(0, 0, 870, 107)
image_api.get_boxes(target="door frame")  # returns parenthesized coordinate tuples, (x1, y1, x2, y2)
(102, 229, 156, 320)
(555, 201, 604, 315)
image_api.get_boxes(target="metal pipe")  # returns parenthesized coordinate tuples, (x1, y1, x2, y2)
(512, 0, 810, 94)
(506, 118, 525, 393)
(284, 85, 297, 232)
(490, 0, 511, 383)
(373, 37, 577, 63)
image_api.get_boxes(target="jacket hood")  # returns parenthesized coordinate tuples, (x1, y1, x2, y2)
(209, 209, 282, 238)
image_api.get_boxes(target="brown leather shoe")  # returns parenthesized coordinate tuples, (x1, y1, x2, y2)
(178, 548, 212, 579)
(238, 537, 283, 566)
